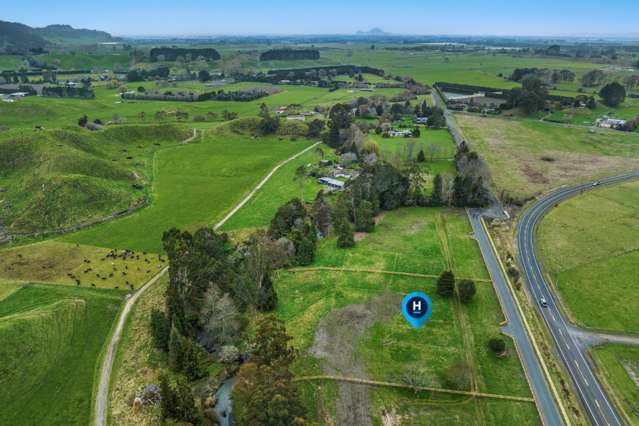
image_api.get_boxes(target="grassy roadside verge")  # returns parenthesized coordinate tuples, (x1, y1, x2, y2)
(590, 345, 639, 425)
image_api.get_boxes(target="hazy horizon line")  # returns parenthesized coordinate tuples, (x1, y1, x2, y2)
(115, 31, 639, 40)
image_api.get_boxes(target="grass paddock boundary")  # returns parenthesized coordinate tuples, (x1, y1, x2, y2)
(287, 266, 492, 283)
(293, 375, 535, 403)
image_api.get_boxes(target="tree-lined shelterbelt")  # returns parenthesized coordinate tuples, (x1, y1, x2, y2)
(149, 47, 220, 62)
(259, 48, 320, 61)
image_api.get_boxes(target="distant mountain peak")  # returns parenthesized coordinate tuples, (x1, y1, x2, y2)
(356, 28, 389, 36)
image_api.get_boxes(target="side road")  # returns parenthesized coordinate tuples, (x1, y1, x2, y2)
(94, 141, 321, 426)
(468, 209, 567, 426)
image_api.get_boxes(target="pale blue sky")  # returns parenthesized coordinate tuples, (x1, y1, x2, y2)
(4, 0, 639, 37)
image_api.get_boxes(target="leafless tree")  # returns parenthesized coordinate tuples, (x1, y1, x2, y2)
(427, 144, 442, 162)
(344, 123, 365, 154)
(404, 140, 416, 162)
(441, 173, 455, 206)
(199, 285, 240, 350)
(244, 231, 291, 289)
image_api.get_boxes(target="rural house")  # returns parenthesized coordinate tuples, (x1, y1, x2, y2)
(318, 177, 345, 189)
(596, 116, 626, 129)
(389, 129, 413, 137)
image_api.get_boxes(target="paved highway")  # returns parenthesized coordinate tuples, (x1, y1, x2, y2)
(468, 209, 565, 426)
(517, 171, 639, 426)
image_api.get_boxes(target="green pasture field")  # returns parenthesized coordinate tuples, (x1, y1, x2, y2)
(591, 344, 639, 425)
(245, 45, 613, 92)
(273, 207, 537, 424)
(457, 114, 639, 201)
(221, 147, 327, 231)
(0, 82, 402, 129)
(312, 208, 489, 280)
(0, 281, 21, 301)
(373, 128, 456, 161)
(369, 386, 538, 426)
(537, 180, 639, 332)
(61, 130, 315, 252)
(0, 283, 124, 425)
(319, 48, 609, 89)
(364, 278, 538, 424)
(359, 279, 531, 395)
(371, 128, 457, 191)
(32, 51, 131, 70)
(0, 54, 26, 70)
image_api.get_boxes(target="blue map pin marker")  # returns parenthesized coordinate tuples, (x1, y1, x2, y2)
(402, 292, 433, 329)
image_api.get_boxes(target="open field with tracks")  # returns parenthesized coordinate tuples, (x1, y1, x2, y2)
(221, 147, 326, 231)
(108, 275, 168, 426)
(457, 114, 639, 202)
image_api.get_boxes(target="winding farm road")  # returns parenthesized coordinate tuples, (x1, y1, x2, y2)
(94, 140, 321, 426)
(517, 171, 639, 426)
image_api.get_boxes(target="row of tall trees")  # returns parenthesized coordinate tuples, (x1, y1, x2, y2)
(126, 66, 170, 82)
(430, 142, 490, 208)
(259, 48, 320, 61)
(510, 68, 576, 84)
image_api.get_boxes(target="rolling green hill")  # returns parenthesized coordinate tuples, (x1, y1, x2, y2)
(0, 284, 124, 425)
(35, 24, 116, 45)
(0, 20, 48, 53)
(0, 21, 115, 53)
(0, 124, 190, 235)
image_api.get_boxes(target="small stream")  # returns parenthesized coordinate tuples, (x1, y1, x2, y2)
(214, 377, 236, 426)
